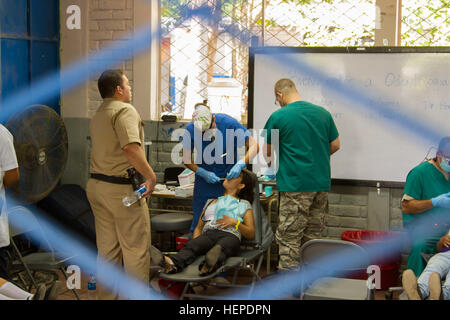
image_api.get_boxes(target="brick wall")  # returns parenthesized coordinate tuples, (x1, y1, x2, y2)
(143, 120, 188, 183)
(327, 186, 405, 238)
(327, 186, 369, 239)
(88, 0, 134, 117)
(390, 188, 404, 232)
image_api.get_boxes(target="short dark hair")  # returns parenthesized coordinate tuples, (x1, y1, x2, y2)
(238, 168, 257, 204)
(98, 70, 124, 99)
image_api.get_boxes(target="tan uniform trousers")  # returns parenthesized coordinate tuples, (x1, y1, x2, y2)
(276, 191, 328, 271)
(86, 178, 151, 300)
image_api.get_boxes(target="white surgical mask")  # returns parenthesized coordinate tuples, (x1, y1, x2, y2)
(193, 105, 212, 132)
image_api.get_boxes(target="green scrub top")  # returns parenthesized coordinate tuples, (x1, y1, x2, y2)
(262, 101, 339, 192)
(402, 161, 450, 276)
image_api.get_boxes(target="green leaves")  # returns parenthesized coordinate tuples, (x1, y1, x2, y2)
(402, 0, 449, 46)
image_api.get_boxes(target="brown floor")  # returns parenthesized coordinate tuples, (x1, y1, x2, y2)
(50, 266, 398, 300)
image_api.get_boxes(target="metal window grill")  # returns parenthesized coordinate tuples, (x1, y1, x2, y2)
(401, 0, 450, 46)
(160, 0, 259, 121)
(263, 0, 375, 47)
(160, 0, 448, 121)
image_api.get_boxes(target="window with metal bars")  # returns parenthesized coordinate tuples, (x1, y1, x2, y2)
(159, 0, 448, 123)
(402, 0, 450, 46)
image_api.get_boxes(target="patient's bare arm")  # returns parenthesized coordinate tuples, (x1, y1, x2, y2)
(216, 210, 255, 240)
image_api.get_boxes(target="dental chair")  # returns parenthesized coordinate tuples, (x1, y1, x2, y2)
(154, 181, 274, 299)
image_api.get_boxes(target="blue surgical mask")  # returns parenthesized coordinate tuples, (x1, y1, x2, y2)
(440, 158, 450, 173)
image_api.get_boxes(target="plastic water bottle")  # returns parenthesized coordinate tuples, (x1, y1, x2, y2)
(87, 273, 96, 300)
(122, 186, 146, 207)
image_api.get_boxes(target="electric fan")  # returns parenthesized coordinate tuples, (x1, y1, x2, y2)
(5, 105, 68, 204)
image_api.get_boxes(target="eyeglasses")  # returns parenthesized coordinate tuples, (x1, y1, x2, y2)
(274, 99, 280, 107)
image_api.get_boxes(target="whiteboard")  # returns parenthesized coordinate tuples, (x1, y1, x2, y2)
(249, 47, 450, 184)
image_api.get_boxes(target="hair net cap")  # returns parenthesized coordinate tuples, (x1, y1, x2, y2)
(192, 104, 212, 132)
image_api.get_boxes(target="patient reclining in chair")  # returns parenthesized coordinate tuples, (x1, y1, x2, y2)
(150, 169, 256, 276)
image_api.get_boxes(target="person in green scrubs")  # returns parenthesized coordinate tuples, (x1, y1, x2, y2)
(262, 78, 340, 271)
(402, 136, 450, 276)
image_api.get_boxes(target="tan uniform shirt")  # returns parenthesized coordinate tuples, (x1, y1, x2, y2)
(90, 98, 145, 178)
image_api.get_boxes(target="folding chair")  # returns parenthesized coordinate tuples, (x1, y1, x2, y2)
(299, 239, 374, 300)
(7, 206, 80, 300)
(156, 181, 274, 299)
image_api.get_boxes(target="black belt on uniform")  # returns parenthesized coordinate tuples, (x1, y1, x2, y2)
(90, 173, 131, 185)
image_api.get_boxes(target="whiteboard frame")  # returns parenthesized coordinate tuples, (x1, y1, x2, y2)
(248, 46, 450, 188)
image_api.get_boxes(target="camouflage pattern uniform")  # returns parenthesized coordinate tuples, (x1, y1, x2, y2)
(276, 191, 328, 270)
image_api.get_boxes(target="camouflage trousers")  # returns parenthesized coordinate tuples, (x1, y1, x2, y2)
(276, 191, 328, 271)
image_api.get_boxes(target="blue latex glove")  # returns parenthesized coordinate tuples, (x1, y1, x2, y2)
(431, 192, 450, 209)
(264, 167, 276, 180)
(226, 160, 246, 179)
(196, 167, 220, 184)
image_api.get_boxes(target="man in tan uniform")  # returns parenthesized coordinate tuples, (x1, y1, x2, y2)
(86, 69, 156, 299)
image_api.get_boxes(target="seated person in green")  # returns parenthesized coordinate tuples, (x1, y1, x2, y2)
(150, 169, 256, 276)
(402, 136, 450, 276)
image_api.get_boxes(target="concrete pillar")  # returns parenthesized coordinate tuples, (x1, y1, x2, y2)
(60, 1, 91, 187)
(60, 0, 89, 118)
(133, 0, 160, 120)
(375, 0, 402, 46)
